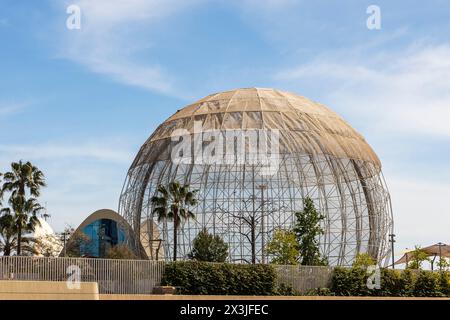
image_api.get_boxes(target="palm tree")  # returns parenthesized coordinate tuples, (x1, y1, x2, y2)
(0, 214, 38, 256)
(0, 214, 15, 255)
(1, 161, 46, 255)
(0, 172, 3, 199)
(0, 197, 46, 255)
(1, 161, 46, 199)
(151, 181, 198, 261)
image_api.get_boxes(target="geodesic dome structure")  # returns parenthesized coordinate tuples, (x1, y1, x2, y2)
(119, 88, 393, 266)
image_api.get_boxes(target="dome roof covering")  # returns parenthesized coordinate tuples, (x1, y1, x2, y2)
(140, 88, 380, 170)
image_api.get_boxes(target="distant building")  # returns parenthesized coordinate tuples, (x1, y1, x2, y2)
(32, 218, 63, 257)
(62, 209, 144, 258)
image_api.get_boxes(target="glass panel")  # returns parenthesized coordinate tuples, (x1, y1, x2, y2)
(81, 219, 127, 257)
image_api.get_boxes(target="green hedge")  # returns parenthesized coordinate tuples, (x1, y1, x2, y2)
(161, 261, 450, 297)
(161, 261, 277, 295)
(330, 267, 450, 297)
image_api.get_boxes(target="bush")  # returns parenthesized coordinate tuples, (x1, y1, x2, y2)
(398, 269, 415, 297)
(305, 287, 334, 296)
(413, 271, 442, 297)
(330, 267, 372, 296)
(161, 261, 277, 295)
(438, 271, 450, 296)
(378, 269, 403, 296)
(162, 261, 450, 297)
(329, 266, 450, 297)
(274, 283, 299, 296)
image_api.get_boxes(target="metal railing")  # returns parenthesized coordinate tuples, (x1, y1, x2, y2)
(0, 256, 335, 295)
(275, 265, 334, 293)
(0, 256, 165, 294)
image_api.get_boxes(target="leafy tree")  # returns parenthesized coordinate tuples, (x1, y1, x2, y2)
(406, 246, 430, 270)
(188, 228, 228, 262)
(216, 193, 279, 264)
(352, 252, 376, 269)
(293, 197, 327, 266)
(436, 257, 449, 271)
(151, 181, 198, 261)
(266, 228, 299, 265)
(65, 230, 92, 257)
(0, 161, 46, 255)
(106, 244, 138, 260)
(34, 233, 63, 257)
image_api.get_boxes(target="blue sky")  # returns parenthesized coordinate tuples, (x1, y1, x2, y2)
(1, 0, 449, 260)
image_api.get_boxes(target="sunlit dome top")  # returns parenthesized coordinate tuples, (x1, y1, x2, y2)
(32, 218, 55, 238)
(135, 88, 380, 170)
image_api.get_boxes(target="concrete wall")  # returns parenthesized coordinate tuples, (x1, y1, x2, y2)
(0, 281, 448, 300)
(0, 280, 99, 300)
(99, 294, 450, 300)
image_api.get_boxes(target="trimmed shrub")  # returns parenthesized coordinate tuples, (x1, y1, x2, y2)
(161, 261, 277, 295)
(398, 269, 415, 297)
(305, 287, 334, 296)
(378, 269, 403, 296)
(274, 283, 298, 296)
(438, 271, 450, 296)
(162, 261, 450, 297)
(413, 271, 442, 297)
(329, 266, 449, 297)
(330, 267, 372, 296)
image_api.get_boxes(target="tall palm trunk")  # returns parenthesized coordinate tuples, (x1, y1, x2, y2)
(3, 243, 11, 256)
(173, 214, 178, 261)
(17, 225, 22, 255)
(17, 185, 25, 256)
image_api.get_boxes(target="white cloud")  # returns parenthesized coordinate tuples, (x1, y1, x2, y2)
(238, 0, 299, 11)
(58, 0, 203, 96)
(276, 44, 450, 138)
(56, 0, 300, 96)
(0, 101, 29, 117)
(0, 142, 133, 164)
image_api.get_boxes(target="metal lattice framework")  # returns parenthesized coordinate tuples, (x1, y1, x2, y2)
(119, 88, 394, 266)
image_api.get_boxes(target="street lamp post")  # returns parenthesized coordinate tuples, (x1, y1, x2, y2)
(389, 234, 396, 269)
(60, 229, 72, 257)
(437, 242, 444, 271)
(149, 239, 164, 260)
